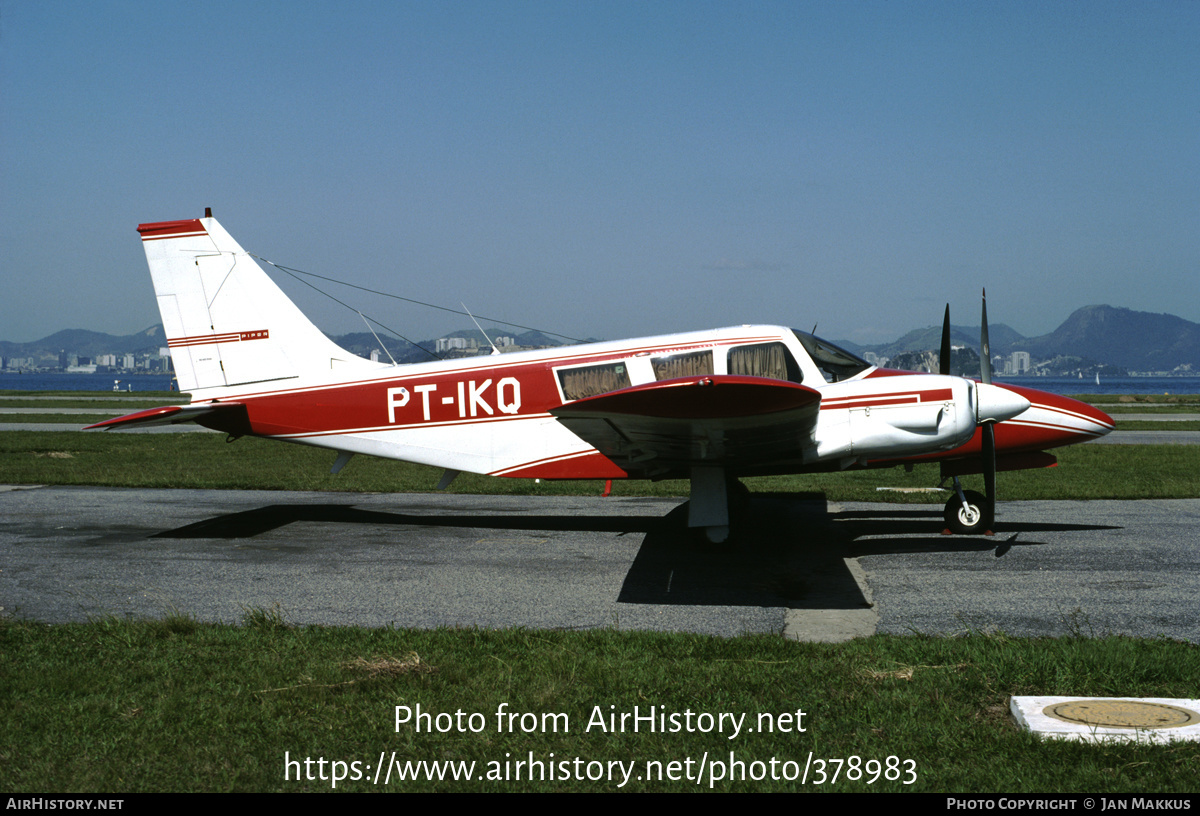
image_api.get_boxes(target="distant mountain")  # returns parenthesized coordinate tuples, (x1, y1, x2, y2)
(324, 332, 419, 364)
(432, 328, 570, 348)
(831, 323, 1024, 358)
(836, 305, 1198, 374)
(0, 325, 166, 358)
(869, 322, 1025, 359)
(889, 346, 982, 377)
(6, 305, 1197, 374)
(513, 330, 574, 347)
(1012, 305, 1200, 372)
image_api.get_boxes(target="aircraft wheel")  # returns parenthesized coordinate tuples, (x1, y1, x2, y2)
(943, 490, 993, 535)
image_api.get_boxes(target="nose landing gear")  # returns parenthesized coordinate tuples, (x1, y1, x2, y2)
(943, 480, 994, 536)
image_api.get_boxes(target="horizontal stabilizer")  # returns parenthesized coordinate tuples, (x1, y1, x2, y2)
(85, 403, 248, 435)
(550, 376, 822, 477)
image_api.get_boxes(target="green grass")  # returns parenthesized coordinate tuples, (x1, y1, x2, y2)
(1099, 405, 1200, 415)
(1103, 405, 1200, 414)
(0, 414, 123, 425)
(4, 430, 1200, 500)
(0, 398, 186, 409)
(1072, 393, 1200, 405)
(0, 390, 183, 399)
(2, 617, 1197, 793)
(1084, 395, 1200, 414)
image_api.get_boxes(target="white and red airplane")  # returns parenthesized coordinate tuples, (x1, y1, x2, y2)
(89, 212, 1115, 542)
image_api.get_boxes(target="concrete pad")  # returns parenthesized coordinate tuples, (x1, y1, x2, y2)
(783, 560, 879, 642)
(1011, 696, 1200, 744)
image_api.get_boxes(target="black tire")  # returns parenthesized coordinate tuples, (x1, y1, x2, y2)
(943, 490, 993, 534)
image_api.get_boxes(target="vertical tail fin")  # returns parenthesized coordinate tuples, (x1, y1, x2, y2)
(139, 215, 385, 394)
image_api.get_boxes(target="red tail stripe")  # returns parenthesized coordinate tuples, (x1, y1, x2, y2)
(168, 330, 269, 348)
(138, 219, 207, 240)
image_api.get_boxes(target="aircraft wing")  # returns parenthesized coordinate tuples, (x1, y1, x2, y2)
(550, 375, 822, 477)
(85, 403, 248, 434)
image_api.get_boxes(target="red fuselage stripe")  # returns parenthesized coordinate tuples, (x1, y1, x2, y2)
(820, 388, 954, 411)
(489, 449, 597, 477)
(275, 412, 549, 439)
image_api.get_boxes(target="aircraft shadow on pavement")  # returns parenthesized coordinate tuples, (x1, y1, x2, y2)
(831, 507, 1122, 559)
(150, 496, 873, 610)
(152, 504, 664, 539)
(150, 494, 1123, 611)
(617, 496, 1121, 609)
(618, 494, 859, 609)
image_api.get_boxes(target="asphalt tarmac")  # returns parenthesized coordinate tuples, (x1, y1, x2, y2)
(3, 486, 1197, 642)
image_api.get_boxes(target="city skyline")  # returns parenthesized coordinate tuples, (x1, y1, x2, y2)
(6, 299, 1197, 379)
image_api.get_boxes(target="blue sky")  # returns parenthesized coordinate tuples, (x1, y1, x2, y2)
(2, 1, 1197, 347)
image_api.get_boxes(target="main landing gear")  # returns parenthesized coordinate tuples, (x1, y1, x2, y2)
(687, 466, 751, 543)
(943, 478, 994, 536)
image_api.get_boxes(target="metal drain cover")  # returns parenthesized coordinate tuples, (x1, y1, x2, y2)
(1044, 699, 1199, 729)
(1012, 697, 1200, 743)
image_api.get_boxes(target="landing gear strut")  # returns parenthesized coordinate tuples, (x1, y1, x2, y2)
(687, 466, 749, 543)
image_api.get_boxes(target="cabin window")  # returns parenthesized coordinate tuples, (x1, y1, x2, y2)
(727, 342, 802, 383)
(652, 350, 713, 381)
(557, 361, 632, 401)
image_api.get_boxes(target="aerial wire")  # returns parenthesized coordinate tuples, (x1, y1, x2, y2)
(249, 254, 587, 345)
(252, 255, 441, 360)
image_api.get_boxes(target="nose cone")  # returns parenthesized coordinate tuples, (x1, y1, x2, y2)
(975, 381, 1031, 423)
(992, 384, 1115, 450)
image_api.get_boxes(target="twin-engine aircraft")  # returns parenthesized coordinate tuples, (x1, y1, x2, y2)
(90, 213, 1115, 542)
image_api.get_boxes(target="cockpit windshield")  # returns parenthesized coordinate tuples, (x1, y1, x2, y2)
(792, 330, 872, 382)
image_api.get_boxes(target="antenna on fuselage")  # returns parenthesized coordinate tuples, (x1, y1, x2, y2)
(462, 302, 501, 355)
(358, 311, 398, 365)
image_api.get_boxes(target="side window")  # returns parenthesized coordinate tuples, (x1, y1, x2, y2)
(557, 361, 632, 401)
(727, 342, 802, 383)
(651, 350, 713, 381)
(791, 331, 871, 383)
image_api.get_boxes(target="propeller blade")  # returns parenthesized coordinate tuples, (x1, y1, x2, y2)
(982, 421, 996, 506)
(940, 304, 951, 376)
(980, 288, 992, 384)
